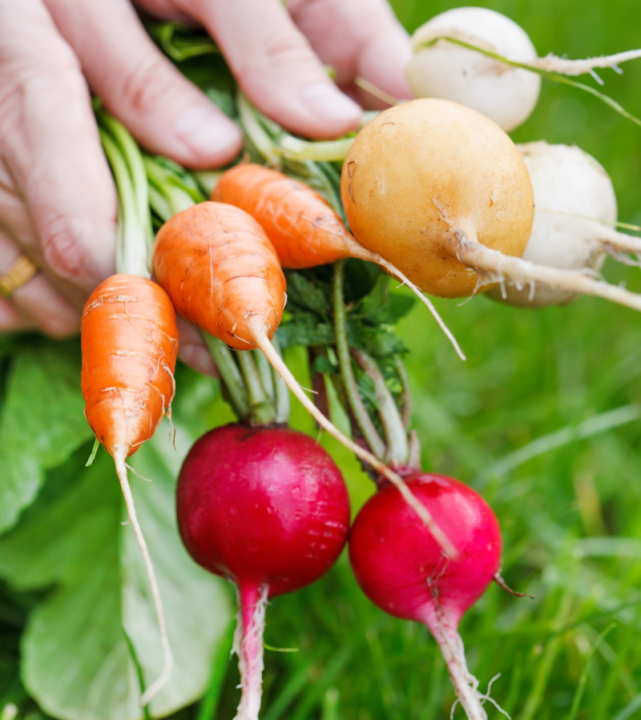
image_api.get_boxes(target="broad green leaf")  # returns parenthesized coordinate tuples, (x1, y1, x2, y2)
(0, 424, 233, 720)
(0, 343, 93, 534)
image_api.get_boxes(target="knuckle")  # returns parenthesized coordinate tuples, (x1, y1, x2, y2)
(119, 53, 177, 114)
(39, 216, 85, 283)
(239, 29, 312, 78)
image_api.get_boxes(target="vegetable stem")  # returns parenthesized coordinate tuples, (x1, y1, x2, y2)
(333, 261, 387, 460)
(274, 136, 355, 162)
(237, 93, 281, 167)
(98, 129, 151, 278)
(237, 351, 276, 426)
(270, 335, 290, 424)
(351, 349, 409, 466)
(249, 316, 459, 559)
(203, 334, 250, 421)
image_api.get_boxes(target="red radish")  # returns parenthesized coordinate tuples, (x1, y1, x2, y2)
(349, 472, 502, 720)
(177, 424, 351, 720)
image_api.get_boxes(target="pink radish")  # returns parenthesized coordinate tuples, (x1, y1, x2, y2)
(176, 424, 351, 720)
(349, 471, 502, 720)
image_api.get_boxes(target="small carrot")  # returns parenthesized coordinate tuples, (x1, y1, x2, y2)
(152, 201, 458, 558)
(213, 163, 465, 360)
(82, 275, 178, 460)
(153, 201, 286, 351)
(83, 111, 179, 705)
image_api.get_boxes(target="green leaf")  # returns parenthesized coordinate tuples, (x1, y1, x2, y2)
(0, 424, 233, 720)
(345, 321, 408, 358)
(351, 276, 416, 325)
(0, 342, 94, 534)
(312, 356, 338, 375)
(284, 272, 332, 317)
(276, 314, 335, 349)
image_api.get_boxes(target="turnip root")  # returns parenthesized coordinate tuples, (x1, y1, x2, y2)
(407, 7, 641, 132)
(488, 141, 641, 308)
(406, 7, 540, 132)
(350, 472, 502, 720)
(341, 99, 641, 313)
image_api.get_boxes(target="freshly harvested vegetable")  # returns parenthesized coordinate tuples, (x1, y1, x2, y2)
(176, 424, 351, 720)
(213, 163, 464, 359)
(152, 201, 286, 352)
(349, 472, 502, 720)
(153, 201, 458, 557)
(341, 99, 641, 312)
(406, 7, 540, 132)
(488, 141, 641, 307)
(407, 7, 641, 131)
(81, 112, 179, 704)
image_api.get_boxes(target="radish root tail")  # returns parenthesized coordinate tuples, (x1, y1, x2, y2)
(233, 583, 269, 720)
(115, 450, 173, 706)
(430, 618, 511, 720)
(248, 316, 459, 559)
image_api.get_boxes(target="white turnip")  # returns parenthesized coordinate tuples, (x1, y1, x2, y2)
(407, 7, 641, 131)
(488, 141, 641, 307)
(406, 7, 540, 132)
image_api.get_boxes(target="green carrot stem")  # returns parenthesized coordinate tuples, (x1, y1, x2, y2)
(98, 128, 150, 278)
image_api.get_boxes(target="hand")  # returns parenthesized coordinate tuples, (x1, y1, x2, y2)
(0, 0, 411, 375)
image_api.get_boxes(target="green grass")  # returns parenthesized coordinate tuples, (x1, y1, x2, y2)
(211, 1, 641, 718)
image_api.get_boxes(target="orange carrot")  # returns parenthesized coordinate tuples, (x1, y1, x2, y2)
(213, 164, 465, 360)
(152, 201, 286, 351)
(81, 272, 179, 704)
(86, 111, 180, 705)
(152, 202, 458, 558)
(81, 274, 178, 460)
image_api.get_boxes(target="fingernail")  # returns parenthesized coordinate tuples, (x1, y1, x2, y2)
(175, 106, 242, 161)
(301, 84, 361, 123)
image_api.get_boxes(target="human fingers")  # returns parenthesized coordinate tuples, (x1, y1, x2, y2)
(172, 0, 362, 139)
(288, 0, 412, 106)
(176, 317, 218, 378)
(44, 0, 243, 168)
(0, 231, 80, 338)
(0, 0, 116, 298)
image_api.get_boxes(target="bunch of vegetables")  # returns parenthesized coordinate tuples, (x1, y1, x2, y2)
(2, 4, 641, 720)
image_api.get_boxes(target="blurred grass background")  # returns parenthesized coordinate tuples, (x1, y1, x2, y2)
(210, 2, 641, 719)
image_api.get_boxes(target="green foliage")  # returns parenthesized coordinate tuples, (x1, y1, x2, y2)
(278, 263, 414, 359)
(0, 425, 232, 720)
(0, 341, 94, 534)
